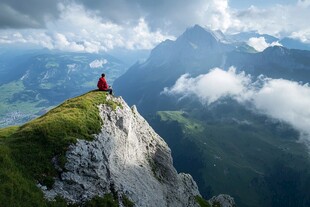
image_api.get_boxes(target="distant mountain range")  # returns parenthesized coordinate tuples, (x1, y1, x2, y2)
(114, 25, 310, 114)
(114, 25, 310, 207)
(227, 31, 310, 51)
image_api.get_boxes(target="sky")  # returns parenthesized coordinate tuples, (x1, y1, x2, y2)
(0, 0, 310, 52)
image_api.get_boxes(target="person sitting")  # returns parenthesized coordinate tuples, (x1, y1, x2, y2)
(97, 73, 113, 95)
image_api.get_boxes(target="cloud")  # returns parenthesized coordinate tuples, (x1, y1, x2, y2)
(0, 30, 54, 48)
(252, 78, 310, 137)
(163, 68, 310, 143)
(0, 3, 41, 28)
(1, 0, 310, 50)
(298, 0, 310, 8)
(0, 0, 60, 28)
(0, 0, 242, 34)
(53, 33, 84, 52)
(76, 0, 237, 34)
(290, 30, 310, 43)
(0, 0, 233, 34)
(124, 18, 175, 50)
(162, 67, 251, 104)
(89, 59, 108, 68)
(247, 37, 282, 52)
(199, 0, 241, 32)
(0, 3, 174, 52)
(234, 4, 310, 41)
(72, 0, 310, 43)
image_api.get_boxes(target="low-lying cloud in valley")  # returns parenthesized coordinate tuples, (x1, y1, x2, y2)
(89, 59, 108, 68)
(162, 68, 251, 104)
(163, 67, 310, 144)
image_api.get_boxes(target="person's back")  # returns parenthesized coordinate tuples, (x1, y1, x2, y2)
(97, 73, 113, 95)
(97, 76, 108, 90)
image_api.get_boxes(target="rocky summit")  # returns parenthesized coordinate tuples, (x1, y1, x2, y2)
(41, 95, 201, 206)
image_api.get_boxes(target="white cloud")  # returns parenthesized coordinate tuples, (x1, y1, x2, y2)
(55, 4, 175, 51)
(89, 59, 108, 68)
(253, 79, 310, 135)
(234, 4, 310, 42)
(125, 18, 175, 50)
(53, 33, 84, 52)
(298, 0, 310, 8)
(163, 68, 310, 143)
(290, 30, 310, 43)
(1, 0, 310, 51)
(163, 67, 251, 104)
(247, 37, 282, 52)
(0, 30, 54, 49)
(0, 3, 175, 52)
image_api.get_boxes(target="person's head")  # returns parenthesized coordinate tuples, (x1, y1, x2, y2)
(101, 73, 105, 77)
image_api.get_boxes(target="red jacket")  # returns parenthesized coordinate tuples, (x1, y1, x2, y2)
(97, 77, 109, 90)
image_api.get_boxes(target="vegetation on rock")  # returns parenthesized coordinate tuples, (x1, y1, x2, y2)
(0, 91, 121, 206)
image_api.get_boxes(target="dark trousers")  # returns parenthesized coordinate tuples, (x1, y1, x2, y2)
(102, 88, 113, 95)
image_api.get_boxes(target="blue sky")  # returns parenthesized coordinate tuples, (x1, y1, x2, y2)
(0, 0, 309, 52)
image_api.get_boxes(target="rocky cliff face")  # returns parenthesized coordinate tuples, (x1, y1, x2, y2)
(41, 96, 201, 207)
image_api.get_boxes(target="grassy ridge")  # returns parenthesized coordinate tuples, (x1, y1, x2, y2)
(0, 90, 119, 206)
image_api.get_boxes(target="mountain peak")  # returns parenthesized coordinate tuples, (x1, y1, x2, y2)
(0, 91, 203, 206)
(192, 24, 207, 32)
(174, 25, 231, 53)
(41, 93, 201, 206)
(263, 45, 290, 56)
(181, 25, 224, 42)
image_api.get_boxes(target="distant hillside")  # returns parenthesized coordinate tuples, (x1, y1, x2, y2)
(0, 50, 128, 127)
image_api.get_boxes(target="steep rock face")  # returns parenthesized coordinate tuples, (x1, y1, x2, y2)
(209, 195, 236, 207)
(42, 96, 200, 207)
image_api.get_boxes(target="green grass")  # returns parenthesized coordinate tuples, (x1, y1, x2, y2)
(195, 196, 211, 207)
(152, 109, 310, 207)
(157, 111, 204, 134)
(0, 90, 121, 206)
(46, 194, 119, 207)
(0, 126, 19, 139)
(0, 126, 48, 207)
(121, 194, 134, 207)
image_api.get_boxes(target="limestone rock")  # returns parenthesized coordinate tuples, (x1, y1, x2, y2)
(209, 194, 236, 207)
(41, 96, 200, 207)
